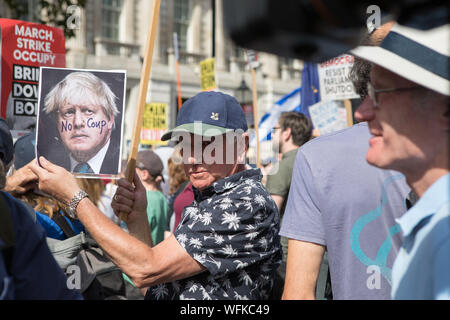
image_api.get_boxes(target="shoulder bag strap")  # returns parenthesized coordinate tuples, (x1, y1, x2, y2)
(52, 211, 77, 239)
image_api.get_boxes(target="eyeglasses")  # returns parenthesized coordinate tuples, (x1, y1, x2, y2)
(272, 126, 281, 131)
(366, 82, 421, 108)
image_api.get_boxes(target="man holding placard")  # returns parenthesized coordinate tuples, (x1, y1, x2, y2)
(29, 91, 282, 300)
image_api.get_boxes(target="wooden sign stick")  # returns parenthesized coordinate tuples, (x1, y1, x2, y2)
(344, 99, 353, 127)
(120, 0, 161, 223)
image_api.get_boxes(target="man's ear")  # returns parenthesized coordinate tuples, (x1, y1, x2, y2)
(440, 105, 450, 131)
(154, 175, 163, 184)
(236, 132, 249, 164)
(282, 127, 292, 142)
(243, 132, 250, 153)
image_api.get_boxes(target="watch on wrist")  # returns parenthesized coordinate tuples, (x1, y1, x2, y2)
(66, 190, 89, 219)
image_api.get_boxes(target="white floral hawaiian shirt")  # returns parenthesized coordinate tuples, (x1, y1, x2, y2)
(145, 169, 282, 300)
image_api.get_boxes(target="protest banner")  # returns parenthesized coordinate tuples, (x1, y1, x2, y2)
(308, 100, 348, 136)
(121, 0, 161, 223)
(35, 67, 126, 178)
(318, 54, 359, 101)
(200, 57, 217, 91)
(141, 102, 168, 146)
(246, 50, 260, 70)
(0, 18, 66, 139)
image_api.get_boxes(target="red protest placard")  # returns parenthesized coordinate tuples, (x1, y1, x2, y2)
(0, 18, 66, 138)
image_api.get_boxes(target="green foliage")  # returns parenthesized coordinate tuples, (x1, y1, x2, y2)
(4, 0, 87, 39)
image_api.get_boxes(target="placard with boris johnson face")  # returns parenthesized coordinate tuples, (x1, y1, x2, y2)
(36, 67, 126, 178)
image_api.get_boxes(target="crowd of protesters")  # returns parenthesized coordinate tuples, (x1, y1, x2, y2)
(0, 18, 449, 301)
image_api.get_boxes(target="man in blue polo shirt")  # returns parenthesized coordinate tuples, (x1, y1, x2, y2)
(352, 23, 450, 299)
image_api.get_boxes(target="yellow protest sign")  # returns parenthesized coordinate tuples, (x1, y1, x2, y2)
(141, 102, 168, 145)
(200, 58, 217, 91)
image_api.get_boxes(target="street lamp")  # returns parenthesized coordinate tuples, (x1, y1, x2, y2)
(236, 78, 251, 104)
(236, 77, 253, 127)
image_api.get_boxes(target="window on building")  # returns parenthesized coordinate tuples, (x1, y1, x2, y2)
(101, 0, 123, 41)
(6, 0, 41, 22)
(174, 0, 190, 52)
(234, 46, 247, 61)
(279, 57, 302, 80)
(233, 45, 248, 72)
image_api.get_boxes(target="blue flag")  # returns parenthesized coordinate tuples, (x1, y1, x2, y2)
(250, 87, 301, 147)
(296, 62, 321, 123)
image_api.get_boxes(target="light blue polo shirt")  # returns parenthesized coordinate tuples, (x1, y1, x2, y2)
(392, 173, 450, 300)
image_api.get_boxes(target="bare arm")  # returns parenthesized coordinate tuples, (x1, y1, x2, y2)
(3, 161, 38, 196)
(282, 239, 325, 300)
(271, 194, 284, 212)
(29, 157, 206, 288)
(77, 198, 205, 288)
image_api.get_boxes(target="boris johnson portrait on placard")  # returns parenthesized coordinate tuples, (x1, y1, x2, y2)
(36, 67, 126, 177)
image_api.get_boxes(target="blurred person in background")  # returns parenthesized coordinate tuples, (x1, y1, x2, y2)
(6, 132, 84, 240)
(165, 150, 193, 237)
(154, 146, 175, 198)
(76, 178, 117, 223)
(6, 132, 120, 239)
(265, 111, 313, 300)
(0, 119, 82, 300)
(133, 150, 169, 245)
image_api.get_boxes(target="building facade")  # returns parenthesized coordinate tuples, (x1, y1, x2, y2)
(1, 0, 303, 160)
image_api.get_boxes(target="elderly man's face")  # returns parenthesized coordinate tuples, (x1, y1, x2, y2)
(57, 99, 114, 162)
(354, 65, 443, 173)
(178, 133, 247, 190)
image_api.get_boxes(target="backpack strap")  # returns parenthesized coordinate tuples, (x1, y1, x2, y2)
(52, 211, 77, 239)
(0, 193, 15, 275)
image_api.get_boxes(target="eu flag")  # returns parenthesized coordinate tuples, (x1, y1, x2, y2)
(295, 62, 321, 124)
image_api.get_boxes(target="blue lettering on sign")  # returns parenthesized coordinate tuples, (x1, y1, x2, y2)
(61, 121, 73, 132)
(60, 119, 107, 134)
(87, 118, 107, 134)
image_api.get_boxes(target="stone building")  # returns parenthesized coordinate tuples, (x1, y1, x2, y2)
(1, 0, 303, 160)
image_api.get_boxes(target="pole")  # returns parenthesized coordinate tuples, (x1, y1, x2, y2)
(173, 33, 183, 109)
(251, 68, 261, 168)
(212, 0, 216, 58)
(120, 0, 161, 223)
(345, 99, 353, 127)
(176, 61, 182, 109)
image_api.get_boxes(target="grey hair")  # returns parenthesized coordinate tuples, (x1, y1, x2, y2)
(349, 33, 375, 99)
(44, 72, 119, 120)
(349, 21, 395, 99)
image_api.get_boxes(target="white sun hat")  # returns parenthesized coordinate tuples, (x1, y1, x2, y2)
(351, 23, 449, 96)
